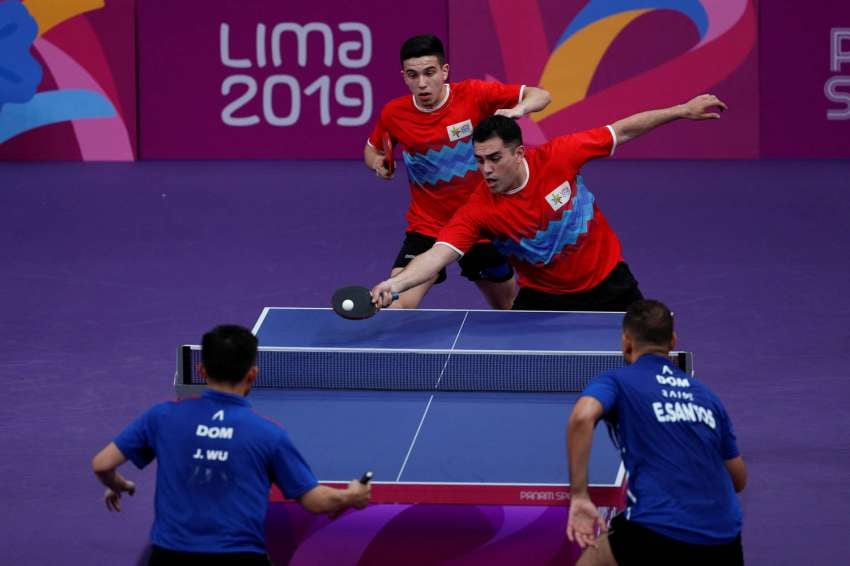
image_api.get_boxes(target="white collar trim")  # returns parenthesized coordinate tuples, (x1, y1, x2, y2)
(413, 84, 451, 113)
(505, 158, 530, 195)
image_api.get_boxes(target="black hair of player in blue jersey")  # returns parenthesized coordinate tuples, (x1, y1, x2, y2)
(472, 115, 524, 149)
(623, 299, 674, 347)
(400, 34, 445, 66)
(201, 325, 258, 384)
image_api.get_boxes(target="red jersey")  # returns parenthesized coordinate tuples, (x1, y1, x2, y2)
(368, 80, 523, 237)
(436, 127, 623, 294)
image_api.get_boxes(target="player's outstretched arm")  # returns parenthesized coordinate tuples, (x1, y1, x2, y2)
(364, 143, 393, 179)
(371, 244, 460, 307)
(612, 94, 728, 145)
(566, 396, 607, 547)
(494, 86, 552, 119)
(92, 442, 136, 512)
(298, 480, 371, 517)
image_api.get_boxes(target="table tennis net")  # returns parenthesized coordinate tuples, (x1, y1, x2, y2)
(178, 346, 692, 393)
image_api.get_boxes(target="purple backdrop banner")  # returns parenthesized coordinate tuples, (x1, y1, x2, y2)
(759, 0, 850, 157)
(450, 0, 760, 159)
(138, 0, 447, 159)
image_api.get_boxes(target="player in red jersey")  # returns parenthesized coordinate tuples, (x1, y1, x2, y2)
(371, 94, 727, 311)
(364, 35, 550, 309)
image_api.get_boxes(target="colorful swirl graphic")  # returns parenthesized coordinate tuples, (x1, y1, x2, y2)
(0, 0, 133, 159)
(484, 0, 756, 143)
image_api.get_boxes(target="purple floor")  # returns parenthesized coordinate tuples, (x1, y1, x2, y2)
(1, 159, 848, 564)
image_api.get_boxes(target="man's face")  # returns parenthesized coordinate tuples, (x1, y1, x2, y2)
(474, 137, 525, 194)
(401, 56, 448, 109)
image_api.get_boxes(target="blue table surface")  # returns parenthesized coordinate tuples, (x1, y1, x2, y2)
(254, 308, 628, 351)
(249, 389, 622, 486)
(250, 308, 624, 487)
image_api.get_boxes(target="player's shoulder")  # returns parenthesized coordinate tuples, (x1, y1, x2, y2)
(546, 126, 609, 148)
(451, 79, 509, 97)
(580, 369, 623, 405)
(381, 94, 413, 115)
(593, 362, 649, 389)
(590, 366, 628, 383)
(147, 398, 189, 416)
(451, 79, 483, 91)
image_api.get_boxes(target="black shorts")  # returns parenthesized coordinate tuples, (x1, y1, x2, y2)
(607, 513, 744, 566)
(148, 545, 272, 566)
(512, 262, 643, 311)
(393, 231, 514, 284)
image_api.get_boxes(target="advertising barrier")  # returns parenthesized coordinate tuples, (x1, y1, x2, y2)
(137, 0, 447, 158)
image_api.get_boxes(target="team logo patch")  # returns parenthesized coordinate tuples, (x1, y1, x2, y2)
(447, 119, 473, 142)
(545, 181, 572, 211)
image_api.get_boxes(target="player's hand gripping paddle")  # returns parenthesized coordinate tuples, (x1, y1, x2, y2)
(332, 286, 398, 320)
(382, 132, 395, 175)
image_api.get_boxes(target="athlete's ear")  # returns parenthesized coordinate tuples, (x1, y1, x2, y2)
(245, 366, 258, 386)
(621, 332, 634, 363)
(442, 63, 449, 78)
(198, 363, 208, 381)
(670, 331, 677, 351)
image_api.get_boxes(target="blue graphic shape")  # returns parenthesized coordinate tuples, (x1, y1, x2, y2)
(558, 0, 708, 46)
(0, 89, 116, 143)
(403, 140, 478, 187)
(0, 0, 43, 110)
(493, 176, 595, 265)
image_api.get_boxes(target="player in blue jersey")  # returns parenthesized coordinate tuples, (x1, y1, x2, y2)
(92, 325, 370, 565)
(566, 300, 747, 565)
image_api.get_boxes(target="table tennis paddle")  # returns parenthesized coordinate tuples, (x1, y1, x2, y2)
(331, 286, 398, 320)
(382, 132, 395, 175)
(359, 471, 373, 485)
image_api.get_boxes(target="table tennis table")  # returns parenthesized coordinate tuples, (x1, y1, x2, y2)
(175, 308, 693, 509)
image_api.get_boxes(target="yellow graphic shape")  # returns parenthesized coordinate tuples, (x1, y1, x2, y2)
(22, 0, 105, 36)
(534, 9, 650, 121)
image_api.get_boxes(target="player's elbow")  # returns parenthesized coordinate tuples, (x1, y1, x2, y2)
(611, 126, 634, 146)
(725, 456, 747, 493)
(537, 87, 552, 108)
(91, 452, 111, 475)
(298, 485, 342, 514)
(732, 471, 747, 493)
(363, 146, 374, 167)
(92, 442, 125, 475)
(568, 397, 603, 429)
(567, 410, 592, 431)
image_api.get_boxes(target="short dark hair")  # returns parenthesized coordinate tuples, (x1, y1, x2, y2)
(201, 325, 258, 384)
(400, 34, 445, 65)
(622, 300, 674, 346)
(472, 115, 523, 148)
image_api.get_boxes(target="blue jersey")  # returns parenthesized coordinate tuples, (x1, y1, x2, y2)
(114, 389, 318, 553)
(581, 354, 742, 544)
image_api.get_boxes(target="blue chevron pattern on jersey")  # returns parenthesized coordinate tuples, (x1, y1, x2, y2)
(402, 140, 478, 187)
(493, 176, 595, 265)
